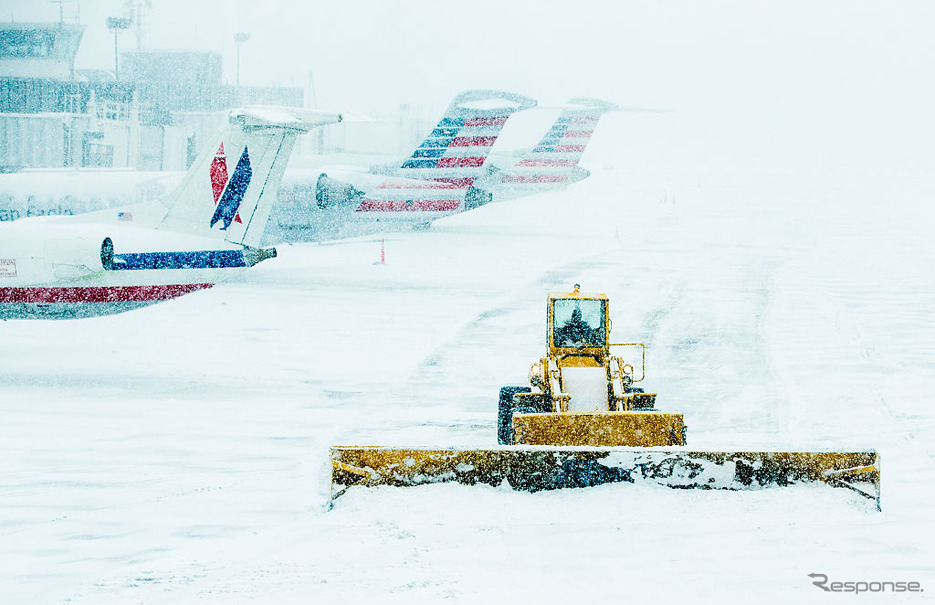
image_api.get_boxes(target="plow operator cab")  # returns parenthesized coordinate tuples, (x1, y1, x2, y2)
(498, 287, 687, 447)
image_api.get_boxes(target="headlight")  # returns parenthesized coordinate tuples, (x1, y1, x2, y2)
(622, 364, 634, 375)
(528, 362, 544, 388)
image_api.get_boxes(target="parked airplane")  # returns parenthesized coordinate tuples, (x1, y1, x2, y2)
(0, 169, 177, 223)
(0, 90, 535, 242)
(0, 106, 341, 320)
(0, 94, 620, 245)
(272, 89, 537, 240)
(475, 98, 621, 201)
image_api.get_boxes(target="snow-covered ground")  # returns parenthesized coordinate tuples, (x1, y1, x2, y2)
(2, 108, 934, 603)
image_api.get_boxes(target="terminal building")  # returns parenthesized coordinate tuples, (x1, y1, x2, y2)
(0, 20, 303, 172)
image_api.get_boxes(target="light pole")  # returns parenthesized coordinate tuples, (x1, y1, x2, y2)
(106, 17, 131, 80)
(234, 32, 250, 87)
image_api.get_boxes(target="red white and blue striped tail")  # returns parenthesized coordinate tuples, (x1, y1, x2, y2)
(395, 90, 536, 186)
(505, 97, 620, 184)
(157, 107, 342, 249)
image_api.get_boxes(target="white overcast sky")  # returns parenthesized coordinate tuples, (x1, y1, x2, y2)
(3, 1, 935, 183)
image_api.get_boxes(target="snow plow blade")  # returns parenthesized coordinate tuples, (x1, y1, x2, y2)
(330, 447, 880, 508)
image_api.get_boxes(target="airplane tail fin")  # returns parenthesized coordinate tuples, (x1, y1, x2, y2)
(396, 90, 536, 185)
(157, 106, 342, 248)
(512, 97, 619, 172)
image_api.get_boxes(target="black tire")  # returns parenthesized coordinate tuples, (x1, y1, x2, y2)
(498, 386, 531, 445)
(515, 393, 551, 414)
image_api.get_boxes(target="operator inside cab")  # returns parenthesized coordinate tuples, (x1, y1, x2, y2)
(553, 298, 606, 348)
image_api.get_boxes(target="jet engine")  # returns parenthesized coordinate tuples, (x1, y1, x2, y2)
(463, 185, 493, 210)
(314, 173, 366, 210)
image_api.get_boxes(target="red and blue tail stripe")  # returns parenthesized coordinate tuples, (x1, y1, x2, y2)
(210, 146, 252, 231)
(517, 100, 617, 169)
(530, 116, 598, 154)
(402, 119, 504, 169)
(482, 98, 620, 194)
(395, 90, 535, 181)
(349, 91, 534, 216)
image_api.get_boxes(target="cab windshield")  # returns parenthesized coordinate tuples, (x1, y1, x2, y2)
(552, 298, 606, 348)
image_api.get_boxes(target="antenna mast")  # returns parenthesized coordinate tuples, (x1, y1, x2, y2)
(47, 0, 79, 24)
(124, 0, 151, 49)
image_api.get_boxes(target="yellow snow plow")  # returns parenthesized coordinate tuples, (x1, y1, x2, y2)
(331, 287, 880, 508)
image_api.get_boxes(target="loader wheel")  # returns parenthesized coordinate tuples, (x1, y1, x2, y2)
(498, 386, 531, 445)
(516, 394, 551, 415)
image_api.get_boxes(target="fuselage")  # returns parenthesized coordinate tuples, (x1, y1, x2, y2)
(0, 106, 341, 320)
(0, 220, 249, 320)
